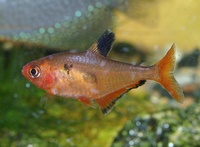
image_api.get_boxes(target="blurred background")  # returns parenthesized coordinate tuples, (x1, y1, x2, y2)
(0, 0, 199, 146)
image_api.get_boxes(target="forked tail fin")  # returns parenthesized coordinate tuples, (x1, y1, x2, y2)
(155, 44, 184, 103)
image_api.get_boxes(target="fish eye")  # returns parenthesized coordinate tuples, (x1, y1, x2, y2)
(29, 65, 41, 78)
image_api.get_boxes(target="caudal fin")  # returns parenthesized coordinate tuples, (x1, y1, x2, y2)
(155, 44, 184, 103)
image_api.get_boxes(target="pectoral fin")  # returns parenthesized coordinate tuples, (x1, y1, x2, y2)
(78, 97, 94, 107)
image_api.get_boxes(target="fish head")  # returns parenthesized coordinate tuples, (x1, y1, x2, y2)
(22, 59, 55, 91)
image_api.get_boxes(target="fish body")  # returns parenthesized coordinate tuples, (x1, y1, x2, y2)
(22, 30, 184, 114)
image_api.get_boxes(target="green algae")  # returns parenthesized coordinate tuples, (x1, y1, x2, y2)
(112, 103, 200, 147)
(0, 41, 154, 147)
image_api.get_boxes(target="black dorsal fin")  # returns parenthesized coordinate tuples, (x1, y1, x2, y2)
(88, 29, 115, 57)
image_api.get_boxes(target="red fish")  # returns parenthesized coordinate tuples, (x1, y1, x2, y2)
(22, 30, 184, 114)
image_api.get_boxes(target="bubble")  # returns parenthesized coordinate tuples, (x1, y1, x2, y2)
(75, 11, 82, 17)
(82, 25, 87, 30)
(25, 83, 30, 88)
(32, 112, 39, 119)
(66, 137, 73, 143)
(95, 2, 102, 8)
(64, 21, 70, 27)
(13, 93, 18, 98)
(138, 132, 143, 137)
(27, 144, 33, 147)
(65, 16, 71, 21)
(129, 140, 134, 146)
(164, 123, 169, 129)
(168, 142, 174, 147)
(55, 23, 61, 29)
(19, 32, 26, 38)
(129, 129, 135, 136)
(157, 128, 162, 135)
(39, 28, 45, 34)
(136, 121, 141, 126)
(38, 110, 44, 115)
(47, 27, 54, 34)
(88, 5, 94, 12)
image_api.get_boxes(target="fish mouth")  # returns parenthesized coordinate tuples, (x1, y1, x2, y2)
(21, 64, 28, 77)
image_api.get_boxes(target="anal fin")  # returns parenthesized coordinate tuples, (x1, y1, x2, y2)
(95, 88, 129, 115)
(95, 80, 146, 115)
